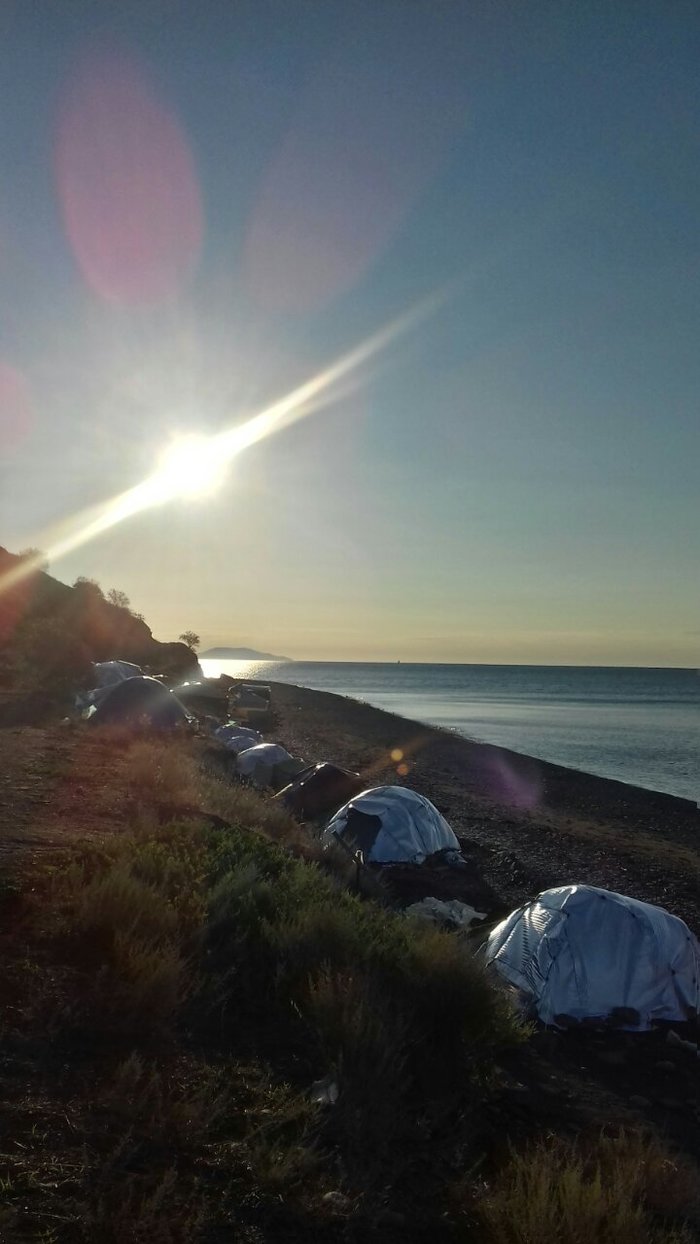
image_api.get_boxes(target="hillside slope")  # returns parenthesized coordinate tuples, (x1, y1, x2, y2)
(0, 546, 198, 712)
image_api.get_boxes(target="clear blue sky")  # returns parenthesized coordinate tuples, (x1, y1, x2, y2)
(0, 1, 698, 664)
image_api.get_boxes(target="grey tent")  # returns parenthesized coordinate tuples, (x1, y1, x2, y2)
(90, 676, 191, 729)
(484, 885, 700, 1031)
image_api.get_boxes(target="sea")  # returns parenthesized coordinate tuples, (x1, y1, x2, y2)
(199, 661, 700, 805)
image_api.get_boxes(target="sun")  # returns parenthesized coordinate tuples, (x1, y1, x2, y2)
(147, 434, 227, 503)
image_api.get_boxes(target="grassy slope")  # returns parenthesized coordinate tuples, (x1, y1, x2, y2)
(0, 730, 698, 1242)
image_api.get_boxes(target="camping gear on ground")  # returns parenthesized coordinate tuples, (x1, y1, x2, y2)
(173, 679, 230, 717)
(241, 683, 271, 704)
(322, 786, 463, 866)
(274, 762, 365, 821)
(484, 884, 700, 1032)
(215, 723, 263, 751)
(231, 684, 272, 722)
(90, 676, 191, 730)
(404, 897, 487, 930)
(236, 743, 306, 790)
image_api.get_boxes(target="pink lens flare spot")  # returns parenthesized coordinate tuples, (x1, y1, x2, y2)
(55, 49, 203, 304)
(245, 55, 466, 314)
(0, 362, 33, 453)
(484, 751, 542, 812)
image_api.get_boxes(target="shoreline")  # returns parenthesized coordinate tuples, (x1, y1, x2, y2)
(267, 679, 700, 928)
(206, 660, 699, 806)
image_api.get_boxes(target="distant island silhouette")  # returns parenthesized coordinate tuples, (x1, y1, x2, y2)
(199, 647, 291, 662)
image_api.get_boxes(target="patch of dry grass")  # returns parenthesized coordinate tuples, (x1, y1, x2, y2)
(471, 1130, 700, 1244)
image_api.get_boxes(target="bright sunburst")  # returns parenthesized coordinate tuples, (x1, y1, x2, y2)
(0, 293, 445, 599)
(148, 435, 227, 502)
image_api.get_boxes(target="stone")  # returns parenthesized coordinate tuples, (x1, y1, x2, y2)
(322, 1191, 350, 1212)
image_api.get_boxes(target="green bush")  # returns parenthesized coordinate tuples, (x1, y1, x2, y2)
(198, 824, 522, 1186)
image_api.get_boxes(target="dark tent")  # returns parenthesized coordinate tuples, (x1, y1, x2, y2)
(173, 679, 230, 717)
(274, 762, 364, 822)
(90, 676, 191, 729)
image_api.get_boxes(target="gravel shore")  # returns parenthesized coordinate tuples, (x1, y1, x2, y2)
(269, 679, 700, 928)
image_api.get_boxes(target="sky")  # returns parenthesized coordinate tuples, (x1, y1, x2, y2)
(0, 0, 698, 665)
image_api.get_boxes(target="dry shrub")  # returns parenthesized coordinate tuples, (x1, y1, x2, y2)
(198, 772, 302, 843)
(99, 1053, 229, 1146)
(87, 1164, 205, 1244)
(241, 1083, 322, 1198)
(127, 738, 200, 807)
(303, 967, 410, 1170)
(473, 1131, 700, 1244)
(57, 825, 209, 1034)
(105, 933, 187, 1034)
(71, 860, 180, 945)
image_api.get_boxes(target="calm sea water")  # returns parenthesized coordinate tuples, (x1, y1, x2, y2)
(199, 661, 700, 804)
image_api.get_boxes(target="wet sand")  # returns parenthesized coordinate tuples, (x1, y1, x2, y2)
(268, 679, 700, 929)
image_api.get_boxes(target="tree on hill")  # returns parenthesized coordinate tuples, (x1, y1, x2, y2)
(107, 588, 131, 610)
(73, 576, 104, 599)
(179, 630, 200, 651)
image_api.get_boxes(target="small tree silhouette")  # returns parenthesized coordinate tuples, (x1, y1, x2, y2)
(107, 588, 131, 610)
(179, 630, 200, 651)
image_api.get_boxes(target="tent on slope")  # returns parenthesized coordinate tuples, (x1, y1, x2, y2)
(94, 660, 143, 686)
(235, 743, 306, 790)
(484, 884, 700, 1032)
(173, 680, 230, 717)
(90, 676, 191, 730)
(321, 786, 462, 865)
(274, 762, 364, 822)
(76, 660, 145, 711)
(214, 724, 263, 752)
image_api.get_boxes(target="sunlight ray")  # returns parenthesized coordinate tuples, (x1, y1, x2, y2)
(0, 293, 445, 598)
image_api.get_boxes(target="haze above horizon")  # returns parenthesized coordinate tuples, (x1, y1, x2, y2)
(0, 2, 698, 667)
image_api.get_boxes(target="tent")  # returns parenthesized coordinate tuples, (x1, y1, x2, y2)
(484, 884, 700, 1031)
(236, 743, 306, 789)
(274, 762, 364, 822)
(322, 786, 462, 865)
(214, 724, 263, 751)
(90, 676, 191, 730)
(173, 680, 230, 716)
(93, 660, 143, 687)
(77, 660, 144, 710)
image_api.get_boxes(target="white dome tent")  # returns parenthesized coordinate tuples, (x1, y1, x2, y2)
(235, 743, 305, 789)
(236, 743, 292, 776)
(215, 724, 262, 752)
(93, 660, 143, 686)
(484, 885, 700, 1032)
(322, 786, 462, 865)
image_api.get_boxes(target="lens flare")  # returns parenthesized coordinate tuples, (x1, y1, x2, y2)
(0, 292, 446, 600)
